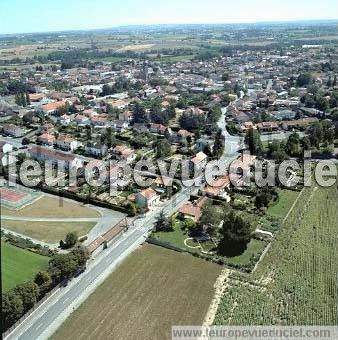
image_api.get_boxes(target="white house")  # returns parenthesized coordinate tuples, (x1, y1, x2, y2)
(55, 134, 81, 151)
(136, 188, 160, 209)
(85, 142, 108, 157)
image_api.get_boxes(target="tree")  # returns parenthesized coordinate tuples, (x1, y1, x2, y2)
(199, 202, 222, 230)
(34, 271, 52, 296)
(207, 105, 222, 126)
(185, 218, 200, 235)
(71, 246, 90, 268)
(2, 291, 24, 330)
(296, 72, 313, 87)
(218, 211, 252, 257)
(255, 186, 279, 209)
(179, 112, 204, 132)
(150, 99, 166, 124)
(213, 129, 224, 159)
(221, 73, 230, 81)
(25, 93, 30, 106)
(155, 211, 172, 232)
(49, 253, 78, 282)
(156, 139, 171, 158)
(133, 102, 148, 123)
(321, 120, 335, 145)
(166, 102, 176, 120)
(64, 232, 78, 249)
(14, 282, 39, 311)
(308, 122, 324, 148)
(301, 136, 311, 151)
(127, 202, 137, 216)
(245, 128, 262, 154)
(15, 92, 27, 107)
(272, 149, 289, 163)
(286, 132, 301, 157)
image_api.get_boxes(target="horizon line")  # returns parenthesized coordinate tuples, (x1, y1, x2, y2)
(1, 18, 338, 37)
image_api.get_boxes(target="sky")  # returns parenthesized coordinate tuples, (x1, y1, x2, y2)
(1, 0, 338, 34)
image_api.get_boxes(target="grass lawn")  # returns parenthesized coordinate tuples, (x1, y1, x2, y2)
(2, 221, 96, 243)
(2, 196, 100, 219)
(151, 222, 189, 250)
(151, 222, 268, 269)
(268, 189, 300, 219)
(52, 244, 220, 340)
(222, 239, 267, 267)
(1, 241, 49, 292)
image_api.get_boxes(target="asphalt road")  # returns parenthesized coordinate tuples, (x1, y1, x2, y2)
(5, 188, 193, 340)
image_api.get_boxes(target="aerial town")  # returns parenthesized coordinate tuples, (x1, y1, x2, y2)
(0, 11, 337, 340)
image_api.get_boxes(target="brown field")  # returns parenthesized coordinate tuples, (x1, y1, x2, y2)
(52, 244, 221, 340)
(117, 43, 155, 52)
(1, 196, 100, 219)
(2, 221, 96, 243)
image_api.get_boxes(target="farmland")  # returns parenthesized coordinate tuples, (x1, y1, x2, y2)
(214, 183, 338, 325)
(53, 244, 221, 340)
(1, 241, 49, 292)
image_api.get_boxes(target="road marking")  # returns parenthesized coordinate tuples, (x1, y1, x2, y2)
(35, 323, 44, 331)
(62, 297, 70, 305)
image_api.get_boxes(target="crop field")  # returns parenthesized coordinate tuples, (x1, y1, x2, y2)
(1, 195, 100, 219)
(2, 221, 96, 243)
(53, 244, 221, 340)
(1, 241, 49, 292)
(214, 183, 338, 325)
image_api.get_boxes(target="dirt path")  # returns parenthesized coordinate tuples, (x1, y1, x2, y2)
(203, 268, 231, 326)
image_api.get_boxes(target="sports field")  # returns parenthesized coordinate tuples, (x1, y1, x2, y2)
(53, 245, 221, 340)
(1, 241, 50, 292)
(2, 221, 96, 243)
(1, 195, 100, 219)
(214, 183, 338, 325)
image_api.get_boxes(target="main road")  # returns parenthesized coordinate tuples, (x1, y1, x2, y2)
(5, 107, 243, 340)
(4, 187, 193, 340)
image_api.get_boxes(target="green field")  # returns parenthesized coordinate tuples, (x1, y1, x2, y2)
(1, 241, 50, 292)
(214, 183, 338, 325)
(53, 244, 220, 340)
(268, 189, 300, 219)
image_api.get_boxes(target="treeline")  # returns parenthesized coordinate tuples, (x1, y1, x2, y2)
(0, 48, 142, 67)
(2, 245, 89, 332)
(100, 77, 143, 96)
(246, 119, 336, 162)
(0, 79, 34, 96)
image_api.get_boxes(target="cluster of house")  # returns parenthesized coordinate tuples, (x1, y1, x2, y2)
(240, 117, 319, 133)
(0, 37, 334, 216)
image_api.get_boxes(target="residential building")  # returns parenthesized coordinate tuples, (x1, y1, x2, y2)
(136, 187, 160, 208)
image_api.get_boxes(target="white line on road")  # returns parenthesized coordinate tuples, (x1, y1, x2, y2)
(35, 323, 44, 331)
(62, 297, 70, 305)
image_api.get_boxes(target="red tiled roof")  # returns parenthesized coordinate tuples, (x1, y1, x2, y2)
(30, 146, 76, 162)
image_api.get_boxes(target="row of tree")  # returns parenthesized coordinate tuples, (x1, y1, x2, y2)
(2, 246, 89, 331)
